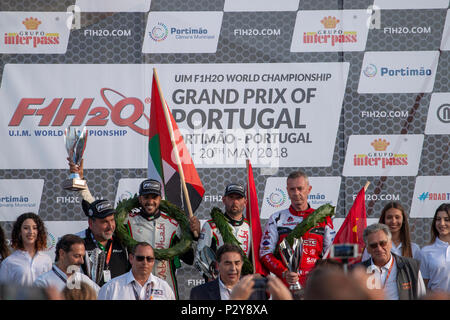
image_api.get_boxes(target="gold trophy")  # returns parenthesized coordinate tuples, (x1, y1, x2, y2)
(63, 127, 88, 190)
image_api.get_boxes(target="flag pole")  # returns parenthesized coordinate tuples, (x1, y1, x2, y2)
(153, 68, 197, 234)
(246, 159, 257, 273)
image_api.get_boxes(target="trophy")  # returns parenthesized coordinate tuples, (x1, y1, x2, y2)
(63, 126, 88, 190)
(279, 237, 303, 291)
(85, 248, 106, 285)
(194, 246, 218, 280)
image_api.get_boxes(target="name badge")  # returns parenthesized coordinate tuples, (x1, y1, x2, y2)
(103, 270, 111, 283)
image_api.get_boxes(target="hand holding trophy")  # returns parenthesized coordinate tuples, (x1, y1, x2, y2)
(279, 237, 303, 292)
(63, 127, 88, 191)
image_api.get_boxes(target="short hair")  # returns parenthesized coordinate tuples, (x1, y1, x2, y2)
(363, 223, 392, 246)
(62, 281, 97, 300)
(55, 234, 85, 262)
(11, 212, 47, 251)
(216, 243, 243, 263)
(130, 241, 153, 255)
(287, 170, 309, 184)
(431, 203, 450, 243)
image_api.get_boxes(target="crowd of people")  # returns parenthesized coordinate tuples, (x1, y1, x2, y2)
(0, 169, 448, 300)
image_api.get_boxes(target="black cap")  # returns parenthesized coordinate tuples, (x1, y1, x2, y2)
(82, 199, 116, 219)
(139, 179, 162, 196)
(224, 183, 245, 197)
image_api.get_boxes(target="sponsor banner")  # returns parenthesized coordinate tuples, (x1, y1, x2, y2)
(260, 176, 341, 219)
(358, 51, 439, 94)
(0, 12, 71, 54)
(115, 178, 144, 205)
(343, 135, 424, 177)
(43, 221, 88, 261)
(333, 218, 378, 236)
(290, 10, 370, 52)
(75, 0, 151, 12)
(410, 176, 450, 218)
(224, 0, 300, 12)
(0, 64, 150, 169)
(441, 10, 450, 50)
(0, 179, 44, 221)
(373, 0, 449, 10)
(425, 93, 450, 134)
(157, 62, 349, 168)
(142, 12, 223, 53)
(0, 62, 348, 169)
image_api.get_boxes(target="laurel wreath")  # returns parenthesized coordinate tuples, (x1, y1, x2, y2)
(210, 207, 254, 275)
(115, 195, 193, 261)
(275, 203, 335, 255)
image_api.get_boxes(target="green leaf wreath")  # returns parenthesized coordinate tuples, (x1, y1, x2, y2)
(276, 203, 336, 254)
(115, 195, 193, 261)
(210, 207, 254, 275)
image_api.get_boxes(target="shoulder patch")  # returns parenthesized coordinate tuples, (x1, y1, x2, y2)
(160, 212, 179, 227)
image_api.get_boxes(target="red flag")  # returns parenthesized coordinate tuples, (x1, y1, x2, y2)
(326, 186, 367, 262)
(148, 72, 205, 213)
(246, 160, 269, 276)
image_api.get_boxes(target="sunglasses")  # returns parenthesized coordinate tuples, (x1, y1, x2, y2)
(368, 240, 388, 249)
(134, 255, 155, 263)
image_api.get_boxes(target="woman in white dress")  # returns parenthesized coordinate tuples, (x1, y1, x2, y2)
(420, 203, 450, 293)
(0, 212, 52, 286)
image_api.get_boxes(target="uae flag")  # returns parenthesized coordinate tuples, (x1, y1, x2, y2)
(148, 70, 205, 213)
(246, 160, 269, 276)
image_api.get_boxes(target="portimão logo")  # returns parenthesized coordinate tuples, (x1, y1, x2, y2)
(149, 22, 169, 42)
(265, 188, 287, 208)
(363, 64, 377, 77)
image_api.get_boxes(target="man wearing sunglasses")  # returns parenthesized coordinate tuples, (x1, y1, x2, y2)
(360, 223, 426, 300)
(98, 242, 175, 300)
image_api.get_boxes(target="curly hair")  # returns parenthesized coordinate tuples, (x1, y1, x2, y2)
(11, 212, 47, 251)
(0, 224, 10, 260)
(379, 202, 413, 258)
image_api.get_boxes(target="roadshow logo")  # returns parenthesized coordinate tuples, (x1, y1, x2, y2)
(358, 51, 439, 93)
(343, 135, 424, 176)
(0, 12, 71, 54)
(290, 10, 369, 52)
(142, 12, 223, 53)
(410, 176, 450, 218)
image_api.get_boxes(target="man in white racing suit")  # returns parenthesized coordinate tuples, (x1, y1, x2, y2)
(196, 183, 251, 280)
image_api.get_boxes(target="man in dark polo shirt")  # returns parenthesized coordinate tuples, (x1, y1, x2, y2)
(77, 199, 130, 286)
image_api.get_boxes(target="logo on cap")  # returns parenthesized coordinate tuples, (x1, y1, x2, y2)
(96, 202, 112, 212)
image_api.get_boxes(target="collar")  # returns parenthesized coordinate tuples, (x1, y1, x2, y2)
(126, 270, 155, 287)
(435, 237, 450, 247)
(218, 276, 233, 292)
(371, 253, 394, 271)
(52, 264, 68, 280)
(224, 213, 245, 226)
(288, 204, 314, 217)
(139, 207, 161, 221)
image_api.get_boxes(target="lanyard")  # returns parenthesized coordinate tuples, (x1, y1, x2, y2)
(92, 234, 113, 268)
(382, 257, 395, 288)
(132, 281, 153, 300)
(52, 266, 67, 284)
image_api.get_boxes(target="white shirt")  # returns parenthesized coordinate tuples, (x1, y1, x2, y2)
(98, 270, 175, 300)
(419, 238, 450, 292)
(34, 264, 100, 294)
(366, 255, 426, 300)
(362, 242, 422, 261)
(218, 277, 232, 300)
(0, 250, 52, 286)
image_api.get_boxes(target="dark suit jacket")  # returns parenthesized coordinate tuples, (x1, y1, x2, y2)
(189, 278, 268, 300)
(190, 279, 221, 300)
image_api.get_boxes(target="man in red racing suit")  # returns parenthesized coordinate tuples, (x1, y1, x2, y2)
(259, 171, 335, 287)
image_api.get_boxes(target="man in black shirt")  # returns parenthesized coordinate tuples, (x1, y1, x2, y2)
(77, 199, 130, 286)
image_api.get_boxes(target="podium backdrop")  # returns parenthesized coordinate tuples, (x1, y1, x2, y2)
(0, 0, 449, 299)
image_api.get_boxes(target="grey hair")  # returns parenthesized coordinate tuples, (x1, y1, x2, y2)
(363, 223, 392, 246)
(287, 170, 310, 184)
